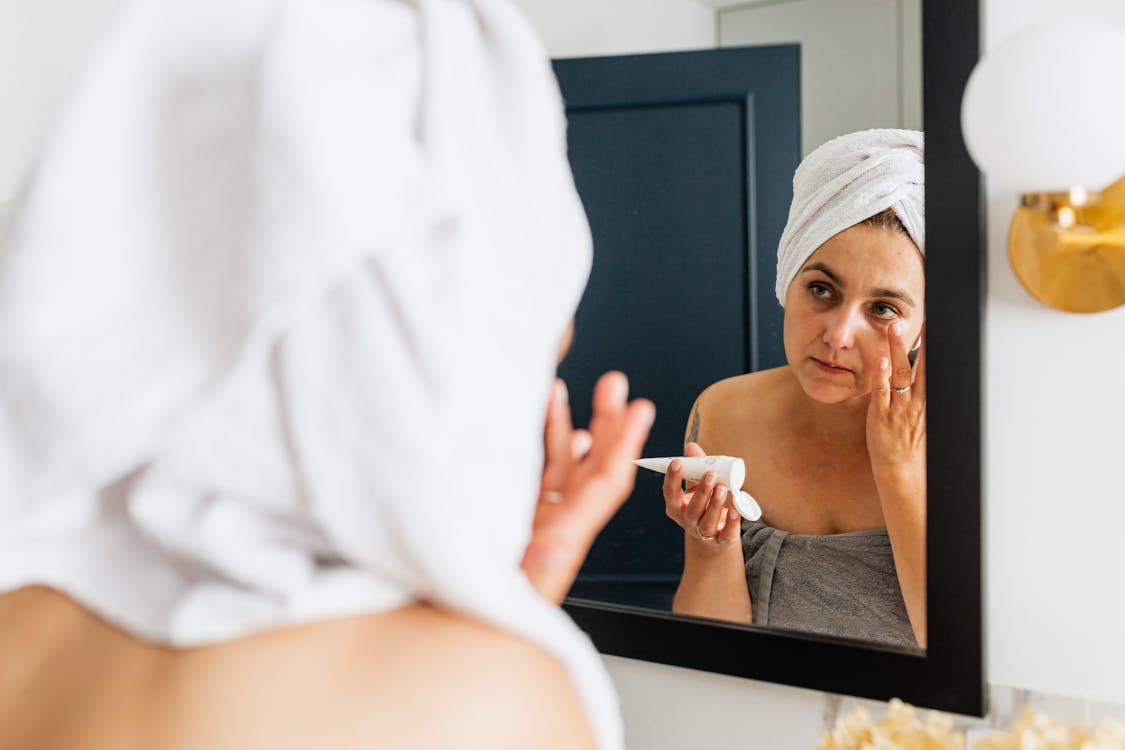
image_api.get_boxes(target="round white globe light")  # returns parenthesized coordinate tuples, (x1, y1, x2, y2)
(961, 17, 1125, 192)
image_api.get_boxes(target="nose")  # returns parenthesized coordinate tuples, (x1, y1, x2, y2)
(822, 306, 863, 350)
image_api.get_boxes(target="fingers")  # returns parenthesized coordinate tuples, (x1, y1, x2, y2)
(571, 372, 654, 525)
(541, 379, 574, 495)
(588, 373, 655, 472)
(869, 354, 892, 412)
(583, 372, 630, 467)
(694, 483, 728, 539)
(675, 430, 741, 545)
(682, 442, 705, 491)
(589, 400, 654, 499)
(571, 429, 592, 461)
(617, 400, 657, 466)
(683, 471, 717, 529)
(663, 458, 686, 510)
(718, 508, 742, 543)
(888, 322, 913, 390)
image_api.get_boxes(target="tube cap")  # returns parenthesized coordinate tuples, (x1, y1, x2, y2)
(734, 491, 762, 521)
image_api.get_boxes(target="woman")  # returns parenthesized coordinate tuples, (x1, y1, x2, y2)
(663, 130, 927, 649)
(0, 1, 652, 748)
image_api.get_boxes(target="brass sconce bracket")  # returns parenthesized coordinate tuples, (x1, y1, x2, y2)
(1010, 176, 1125, 313)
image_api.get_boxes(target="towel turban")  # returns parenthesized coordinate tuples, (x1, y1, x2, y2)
(775, 129, 924, 305)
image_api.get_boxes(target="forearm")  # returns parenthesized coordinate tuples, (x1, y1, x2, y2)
(874, 468, 927, 647)
(671, 540, 752, 623)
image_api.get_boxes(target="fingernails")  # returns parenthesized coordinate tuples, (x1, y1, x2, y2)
(670, 459, 681, 473)
(714, 486, 727, 501)
(571, 430, 592, 457)
(892, 321, 904, 336)
(609, 373, 628, 401)
(728, 509, 739, 522)
(704, 471, 717, 485)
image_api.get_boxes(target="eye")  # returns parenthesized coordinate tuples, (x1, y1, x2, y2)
(808, 281, 834, 300)
(870, 301, 901, 319)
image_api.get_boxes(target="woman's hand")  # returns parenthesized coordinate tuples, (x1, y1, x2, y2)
(866, 321, 928, 647)
(866, 322, 926, 479)
(662, 442, 742, 559)
(521, 372, 655, 604)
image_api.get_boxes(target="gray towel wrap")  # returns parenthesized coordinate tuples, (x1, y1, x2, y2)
(742, 518, 918, 649)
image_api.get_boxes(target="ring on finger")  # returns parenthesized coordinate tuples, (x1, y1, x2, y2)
(894, 384, 912, 395)
(695, 525, 715, 541)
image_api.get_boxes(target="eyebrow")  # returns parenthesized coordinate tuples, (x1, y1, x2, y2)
(800, 262, 917, 308)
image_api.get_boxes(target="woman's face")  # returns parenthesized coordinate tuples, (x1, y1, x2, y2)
(783, 224, 925, 404)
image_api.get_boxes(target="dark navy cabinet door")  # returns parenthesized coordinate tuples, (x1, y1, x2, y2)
(554, 46, 801, 609)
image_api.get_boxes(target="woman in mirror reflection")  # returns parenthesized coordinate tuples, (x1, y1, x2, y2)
(664, 130, 927, 649)
(0, 1, 653, 748)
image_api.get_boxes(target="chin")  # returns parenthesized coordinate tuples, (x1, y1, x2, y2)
(798, 376, 867, 405)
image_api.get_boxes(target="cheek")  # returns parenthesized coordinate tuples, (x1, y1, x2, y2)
(853, 326, 890, 374)
(782, 309, 818, 357)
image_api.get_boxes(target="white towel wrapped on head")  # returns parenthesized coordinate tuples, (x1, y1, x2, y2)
(774, 129, 925, 305)
(0, 0, 623, 747)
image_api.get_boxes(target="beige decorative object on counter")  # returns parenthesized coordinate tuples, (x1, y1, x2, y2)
(820, 700, 1125, 750)
(819, 699, 965, 750)
(973, 708, 1125, 750)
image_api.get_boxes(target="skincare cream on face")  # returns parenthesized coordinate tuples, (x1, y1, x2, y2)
(635, 456, 762, 521)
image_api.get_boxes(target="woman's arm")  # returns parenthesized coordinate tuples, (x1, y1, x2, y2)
(672, 530, 752, 621)
(867, 324, 927, 647)
(873, 468, 926, 647)
(666, 401, 752, 623)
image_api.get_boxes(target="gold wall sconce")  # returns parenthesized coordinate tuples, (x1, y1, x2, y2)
(961, 17, 1125, 313)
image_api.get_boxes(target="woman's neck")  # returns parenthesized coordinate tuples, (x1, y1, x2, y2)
(787, 376, 870, 450)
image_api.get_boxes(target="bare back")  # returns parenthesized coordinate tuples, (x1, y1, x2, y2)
(0, 587, 595, 750)
(690, 367, 886, 535)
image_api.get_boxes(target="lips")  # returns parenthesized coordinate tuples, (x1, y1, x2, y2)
(811, 357, 852, 374)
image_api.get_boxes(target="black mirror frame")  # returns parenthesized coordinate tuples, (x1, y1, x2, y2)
(562, 0, 986, 716)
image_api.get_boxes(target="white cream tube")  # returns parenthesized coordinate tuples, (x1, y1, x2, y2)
(634, 455, 762, 521)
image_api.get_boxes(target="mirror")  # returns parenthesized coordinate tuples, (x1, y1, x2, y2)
(556, 0, 926, 653)
(538, 0, 985, 716)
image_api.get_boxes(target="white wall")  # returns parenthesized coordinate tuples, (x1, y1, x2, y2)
(511, 0, 714, 57)
(981, 0, 1125, 705)
(719, 0, 922, 156)
(3, 0, 1124, 747)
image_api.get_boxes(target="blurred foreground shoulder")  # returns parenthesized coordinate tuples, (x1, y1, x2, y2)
(0, 590, 598, 750)
(341, 604, 598, 750)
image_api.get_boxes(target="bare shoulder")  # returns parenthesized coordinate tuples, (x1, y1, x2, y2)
(0, 589, 597, 750)
(687, 367, 791, 449)
(696, 367, 790, 408)
(355, 605, 597, 750)
(276, 604, 598, 750)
